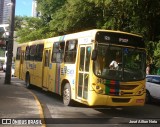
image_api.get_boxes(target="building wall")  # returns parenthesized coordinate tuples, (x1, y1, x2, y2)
(32, 0, 37, 17)
(2, 0, 11, 24)
(0, 0, 11, 24)
(0, 0, 4, 24)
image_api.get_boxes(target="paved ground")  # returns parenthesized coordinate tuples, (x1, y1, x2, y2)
(0, 71, 45, 127)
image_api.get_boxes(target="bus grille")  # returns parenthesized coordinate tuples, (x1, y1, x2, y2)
(112, 98, 130, 103)
(120, 85, 138, 90)
(105, 83, 139, 96)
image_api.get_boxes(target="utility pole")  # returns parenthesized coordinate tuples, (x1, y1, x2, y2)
(4, 0, 16, 84)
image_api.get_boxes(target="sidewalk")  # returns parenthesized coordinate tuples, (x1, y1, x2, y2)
(0, 71, 44, 126)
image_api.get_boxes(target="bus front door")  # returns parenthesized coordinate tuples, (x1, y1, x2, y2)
(42, 49, 51, 89)
(78, 45, 91, 100)
(19, 51, 24, 79)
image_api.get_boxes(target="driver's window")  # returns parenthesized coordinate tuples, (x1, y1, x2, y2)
(108, 47, 122, 70)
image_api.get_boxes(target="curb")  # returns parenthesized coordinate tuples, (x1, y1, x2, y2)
(27, 90, 46, 127)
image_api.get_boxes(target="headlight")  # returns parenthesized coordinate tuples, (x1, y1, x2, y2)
(92, 83, 105, 94)
(136, 86, 145, 95)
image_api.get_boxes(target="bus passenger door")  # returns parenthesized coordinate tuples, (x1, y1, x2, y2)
(77, 45, 91, 100)
(42, 49, 51, 89)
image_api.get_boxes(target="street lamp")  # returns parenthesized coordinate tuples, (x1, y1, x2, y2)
(4, 0, 16, 84)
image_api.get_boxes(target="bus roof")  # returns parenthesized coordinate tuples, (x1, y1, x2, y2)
(17, 29, 143, 46)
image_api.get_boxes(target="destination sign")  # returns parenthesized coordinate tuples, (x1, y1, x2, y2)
(95, 31, 145, 48)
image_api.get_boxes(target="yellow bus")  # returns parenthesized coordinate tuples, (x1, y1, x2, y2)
(15, 29, 146, 106)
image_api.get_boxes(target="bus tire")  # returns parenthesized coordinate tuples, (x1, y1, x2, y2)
(63, 83, 72, 106)
(145, 91, 152, 104)
(25, 74, 31, 89)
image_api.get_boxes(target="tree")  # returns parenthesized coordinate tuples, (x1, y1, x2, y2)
(49, 0, 97, 34)
(37, 0, 66, 23)
(15, 16, 52, 43)
(15, 0, 160, 74)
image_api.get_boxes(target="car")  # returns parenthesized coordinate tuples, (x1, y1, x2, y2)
(145, 75, 160, 103)
(11, 64, 15, 77)
(2, 63, 15, 76)
(2, 63, 6, 72)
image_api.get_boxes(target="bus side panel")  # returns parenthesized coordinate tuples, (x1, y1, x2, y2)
(60, 64, 76, 99)
(27, 61, 35, 85)
(21, 61, 27, 81)
(33, 62, 43, 87)
(48, 63, 58, 93)
(15, 60, 20, 78)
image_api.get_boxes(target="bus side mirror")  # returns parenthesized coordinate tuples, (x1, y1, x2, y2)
(91, 49, 98, 60)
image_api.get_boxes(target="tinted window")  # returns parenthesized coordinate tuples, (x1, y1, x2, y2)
(85, 47, 91, 71)
(79, 47, 85, 71)
(64, 40, 78, 63)
(152, 77, 160, 84)
(35, 44, 44, 61)
(93, 45, 145, 81)
(16, 47, 21, 60)
(25, 46, 30, 60)
(30, 45, 36, 61)
(51, 41, 65, 63)
(146, 76, 152, 82)
(44, 50, 50, 66)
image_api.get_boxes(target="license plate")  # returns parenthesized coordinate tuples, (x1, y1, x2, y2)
(136, 99, 144, 103)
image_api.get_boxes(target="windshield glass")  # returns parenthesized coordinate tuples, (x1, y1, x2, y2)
(93, 45, 146, 81)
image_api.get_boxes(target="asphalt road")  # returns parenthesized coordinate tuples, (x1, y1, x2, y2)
(3, 72, 160, 127)
(29, 83, 160, 127)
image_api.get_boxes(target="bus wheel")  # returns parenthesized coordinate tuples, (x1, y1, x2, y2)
(63, 83, 72, 106)
(26, 74, 31, 89)
(145, 91, 151, 104)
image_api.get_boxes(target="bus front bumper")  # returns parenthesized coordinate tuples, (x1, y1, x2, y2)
(88, 91, 146, 106)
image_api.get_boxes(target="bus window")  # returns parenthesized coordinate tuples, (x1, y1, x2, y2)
(35, 44, 44, 61)
(64, 40, 78, 63)
(79, 47, 85, 71)
(44, 50, 50, 66)
(51, 41, 64, 63)
(85, 47, 91, 71)
(93, 45, 145, 81)
(30, 45, 36, 61)
(25, 46, 30, 60)
(16, 47, 21, 60)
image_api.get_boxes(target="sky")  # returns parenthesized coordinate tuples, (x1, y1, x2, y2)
(15, 0, 32, 17)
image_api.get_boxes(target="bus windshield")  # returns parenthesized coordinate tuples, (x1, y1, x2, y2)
(93, 45, 146, 81)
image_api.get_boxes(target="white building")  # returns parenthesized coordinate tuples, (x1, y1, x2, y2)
(0, 0, 11, 24)
(0, 24, 9, 45)
(32, 0, 37, 17)
(2, 0, 11, 24)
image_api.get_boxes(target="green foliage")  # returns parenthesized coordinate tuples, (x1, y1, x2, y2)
(49, 0, 100, 35)
(15, 0, 160, 70)
(37, 0, 66, 23)
(15, 16, 53, 43)
(154, 41, 160, 67)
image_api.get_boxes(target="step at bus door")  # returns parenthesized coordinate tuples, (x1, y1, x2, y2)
(78, 45, 91, 100)
(43, 49, 51, 89)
